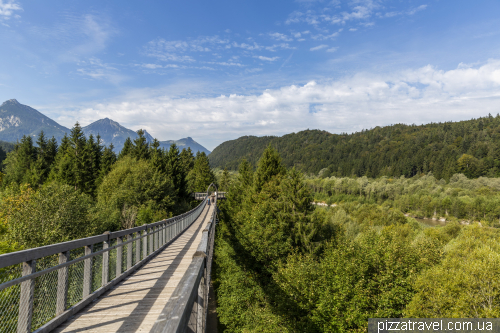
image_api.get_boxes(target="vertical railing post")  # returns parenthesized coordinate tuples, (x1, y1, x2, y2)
(196, 267, 206, 333)
(17, 260, 36, 333)
(153, 226, 157, 251)
(135, 232, 141, 264)
(142, 229, 148, 259)
(127, 234, 133, 270)
(56, 251, 70, 315)
(82, 245, 93, 298)
(159, 224, 163, 246)
(156, 226, 160, 249)
(102, 238, 109, 286)
(116, 236, 122, 277)
(149, 227, 153, 254)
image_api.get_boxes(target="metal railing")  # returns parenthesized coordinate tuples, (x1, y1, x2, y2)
(0, 198, 207, 333)
(193, 192, 226, 200)
(152, 184, 218, 333)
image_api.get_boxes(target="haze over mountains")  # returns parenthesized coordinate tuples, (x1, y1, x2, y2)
(0, 99, 210, 154)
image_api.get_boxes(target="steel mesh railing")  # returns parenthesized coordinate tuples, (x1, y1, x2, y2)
(0, 198, 207, 333)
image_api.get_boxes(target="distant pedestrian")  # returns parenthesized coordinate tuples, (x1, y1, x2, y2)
(208, 196, 211, 206)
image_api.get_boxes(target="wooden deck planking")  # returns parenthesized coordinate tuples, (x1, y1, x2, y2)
(52, 204, 214, 333)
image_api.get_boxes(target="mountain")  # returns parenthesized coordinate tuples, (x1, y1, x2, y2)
(209, 115, 500, 180)
(82, 118, 154, 151)
(82, 118, 210, 154)
(0, 99, 70, 141)
(159, 137, 210, 155)
(0, 99, 210, 154)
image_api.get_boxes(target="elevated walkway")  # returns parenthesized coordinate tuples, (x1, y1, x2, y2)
(53, 204, 214, 332)
(0, 188, 219, 333)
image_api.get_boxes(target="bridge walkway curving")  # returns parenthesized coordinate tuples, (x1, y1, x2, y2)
(52, 203, 215, 333)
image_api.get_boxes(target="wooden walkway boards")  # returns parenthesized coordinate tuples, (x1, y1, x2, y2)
(53, 204, 215, 333)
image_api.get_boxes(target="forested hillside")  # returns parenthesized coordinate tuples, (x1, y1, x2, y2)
(209, 114, 500, 180)
(214, 147, 500, 332)
(0, 124, 215, 252)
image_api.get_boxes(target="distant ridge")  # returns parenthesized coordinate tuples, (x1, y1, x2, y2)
(0, 100, 210, 154)
(0, 99, 70, 141)
(159, 137, 211, 155)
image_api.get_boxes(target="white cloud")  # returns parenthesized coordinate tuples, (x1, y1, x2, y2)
(254, 55, 280, 61)
(408, 4, 427, 15)
(145, 36, 229, 62)
(265, 43, 295, 52)
(232, 41, 263, 51)
(326, 47, 338, 52)
(64, 59, 500, 150)
(0, 0, 22, 19)
(312, 32, 339, 40)
(269, 32, 293, 41)
(310, 44, 328, 51)
(349, 28, 357, 31)
(76, 57, 126, 84)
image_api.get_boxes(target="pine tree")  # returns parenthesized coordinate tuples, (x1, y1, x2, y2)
(167, 144, 183, 197)
(238, 159, 253, 188)
(2, 135, 35, 186)
(131, 129, 149, 160)
(220, 168, 230, 191)
(253, 145, 286, 193)
(188, 152, 215, 193)
(119, 137, 133, 159)
(30, 131, 51, 186)
(99, 143, 117, 182)
(149, 138, 164, 172)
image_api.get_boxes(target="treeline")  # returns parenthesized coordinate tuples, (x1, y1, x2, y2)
(306, 173, 500, 226)
(0, 123, 215, 252)
(214, 146, 500, 332)
(209, 114, 500, 180)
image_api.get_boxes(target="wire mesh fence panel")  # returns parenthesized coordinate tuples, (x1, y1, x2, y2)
(132, 234, 138, 266)
(67, 248, 85, 308)
(31, 255, 59, 331)
(0, 269, 21, 333)
(121, 241, 127, 274)
(92, 242, 104, 293)
(108, 239, 117, 282)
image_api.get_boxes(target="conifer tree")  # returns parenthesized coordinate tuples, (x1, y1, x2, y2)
(131, 129, 149, 160)
(119, 137, 133, 159)
(99, 143, 117, 181)
(149, 138, 164, 172)
(238, 159, 253, 188)
(253, 145, 286, 193)
(2, 135, 35, 186)
(30, 131, 52, 186)
(180, 147, 195, 175)
(167, 144, 183, 198)
(187, 152, 215, 193)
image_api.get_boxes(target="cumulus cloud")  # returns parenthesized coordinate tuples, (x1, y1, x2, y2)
(310, 44, 328, 51)
(60, 59, 500, 150)
(326, 47, 338, 52)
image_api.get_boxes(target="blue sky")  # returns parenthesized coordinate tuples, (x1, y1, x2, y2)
(1, 0, 500, 150)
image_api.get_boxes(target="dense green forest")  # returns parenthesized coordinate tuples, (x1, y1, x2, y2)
(214, 147, 500, 332)
(209, 114, 500, 180)
(0, 123, 215, 253)
(305, 174, 500, 226)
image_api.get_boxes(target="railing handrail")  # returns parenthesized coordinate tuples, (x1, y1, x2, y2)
(0, 201, 203, 270)
(0, 197, 209, 333)
(151, 202, 218, 333)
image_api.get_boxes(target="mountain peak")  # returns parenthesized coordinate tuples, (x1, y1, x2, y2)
(1, 99, 20, 107)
